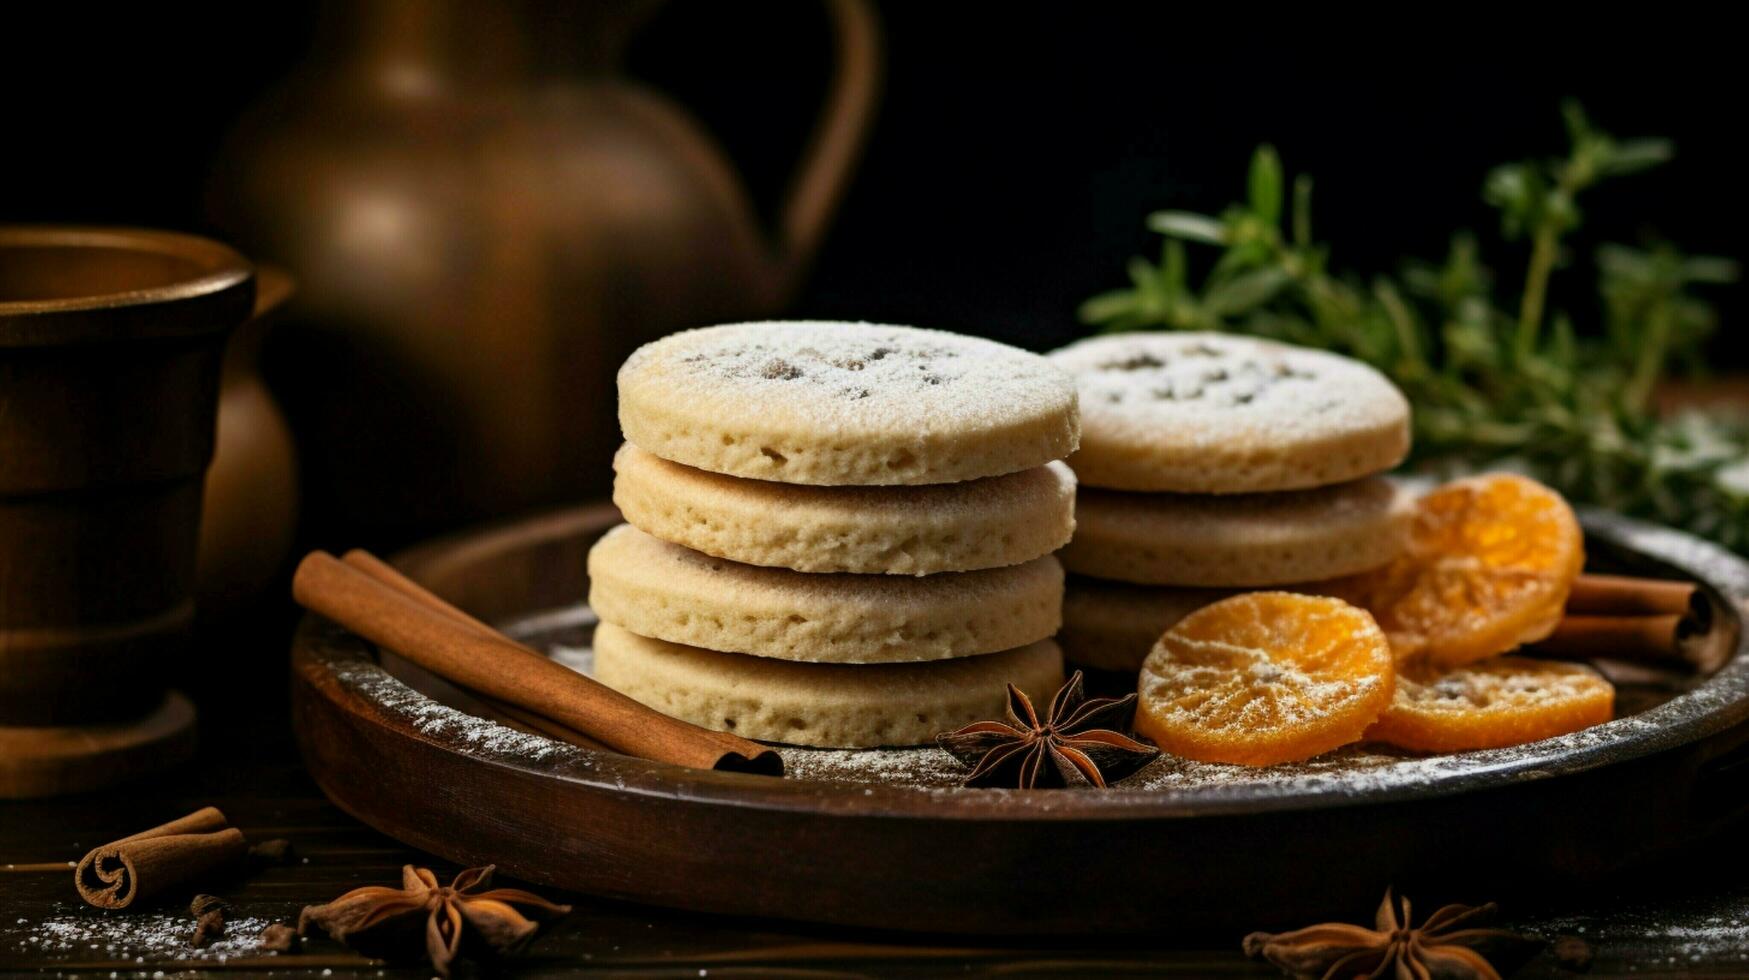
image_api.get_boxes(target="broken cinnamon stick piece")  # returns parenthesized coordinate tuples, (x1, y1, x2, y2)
(75, 807, 248, 909)
(190, 894, 228, 947)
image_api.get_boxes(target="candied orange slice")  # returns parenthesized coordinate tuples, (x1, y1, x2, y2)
(1135, 592, 1394, 766)
(1367, 656, 1614, 752)
(1322, 473, 1583, 666)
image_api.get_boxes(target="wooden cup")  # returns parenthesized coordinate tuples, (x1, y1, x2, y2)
(1, 227, 255, 730)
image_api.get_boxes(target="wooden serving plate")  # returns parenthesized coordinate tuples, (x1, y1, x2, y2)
(292, 504, 1749, 935)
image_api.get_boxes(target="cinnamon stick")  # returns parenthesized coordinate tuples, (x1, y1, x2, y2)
(293, 550, 782, 776)
(337, 550, 503, 637)
(1536, 574, 1723, 669)
(1539, 614, 1691, 663)
(339, 550, 609, 752)
(1568, 574, 1705, 623)
(75, 807, 248, 909)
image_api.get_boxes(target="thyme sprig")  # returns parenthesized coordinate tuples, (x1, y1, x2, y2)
(1082, 102, 1748, 552)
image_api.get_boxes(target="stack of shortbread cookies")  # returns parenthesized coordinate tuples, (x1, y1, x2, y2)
(1047, 332, 1413, 674)
(588, 321, 1080, 748)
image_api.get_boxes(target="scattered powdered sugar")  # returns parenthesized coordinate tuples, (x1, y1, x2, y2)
(1647, 916, 1749, 963)
(778, 746, 968, 788)
(325, 647, 581, 766)
(1128, 744, 1422, 794)
(16, 912, 283, 963)
(1532, 897, 1749, 966)
(763, 702, 1698, 802)
(773, 742, 1423, 795)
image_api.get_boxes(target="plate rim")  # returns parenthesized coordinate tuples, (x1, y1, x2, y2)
(292, 505, 1749, 821)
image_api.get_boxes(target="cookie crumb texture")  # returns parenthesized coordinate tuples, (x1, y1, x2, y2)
(618, 321, 1080, 485)
(1050, 332, 1409, 493)
(593, 622, 1065, 747)
(613, 445, 1076, 575)
(587, 524, 1064, 662)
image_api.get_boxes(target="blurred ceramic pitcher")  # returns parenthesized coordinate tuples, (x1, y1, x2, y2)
(207, 0, 880, 537)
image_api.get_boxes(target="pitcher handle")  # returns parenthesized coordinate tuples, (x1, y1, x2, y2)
(774, 0, 882, 295)
(251, 264, 296, 322)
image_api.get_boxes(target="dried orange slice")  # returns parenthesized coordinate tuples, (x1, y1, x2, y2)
(1135, 592, 1394, 766)
(1367, 656, 1614, 752)
(1322, 473, 1583, 666)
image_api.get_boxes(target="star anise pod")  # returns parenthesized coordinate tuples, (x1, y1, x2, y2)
(936, 670, 1160, 788)
(1243, 887, 1541, 980)
(298, 864, 570, 977)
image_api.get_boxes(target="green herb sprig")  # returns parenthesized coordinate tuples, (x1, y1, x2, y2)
(1081, 102, 1749, 552)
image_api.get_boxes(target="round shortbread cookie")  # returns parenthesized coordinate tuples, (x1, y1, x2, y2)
(1060, 477, 1413, 587)
(593, 622, 1065, 748)
(613, 444, 1076, 575)
(1049, 332, 1409, 492)
(618, 321, 1079, 485)
(1059, 577, 1234, 673)
(587, 524, 1064, 663)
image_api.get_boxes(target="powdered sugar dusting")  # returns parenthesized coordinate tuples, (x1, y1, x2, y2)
(617, 321, 1080, 485)
(624, 321, 1075, 427)
(772, 718, 1674, 799)
(326, 644, 583, 766)
(776, 742, 1403, 793)
(1050, 332, 1409, 492)
(1532, 896, 1749, 967)
(772, 738, 1632, 795)
(15, 912, 283, 963)
(1136, 597, 1390, 732)
(1398, 658, 1611, 712)
(779, 746, 969, 787)
(1053, 331, 1405, 434)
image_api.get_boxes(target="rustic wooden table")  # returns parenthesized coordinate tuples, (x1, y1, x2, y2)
(6, 725, 1749, 979)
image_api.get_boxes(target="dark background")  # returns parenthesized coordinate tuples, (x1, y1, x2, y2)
(3, 3, 1742, 355)
(8, 12, 1749, 964)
